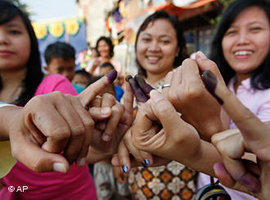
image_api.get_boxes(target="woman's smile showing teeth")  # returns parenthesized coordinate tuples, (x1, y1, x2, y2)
(147, 56, 160, 63)
(234, 50, 253, 56)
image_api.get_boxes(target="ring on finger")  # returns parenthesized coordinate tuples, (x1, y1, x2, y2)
(161, 83, 171, 89)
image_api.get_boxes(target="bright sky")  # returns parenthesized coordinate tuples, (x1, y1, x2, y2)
(20, 0, 77, 22)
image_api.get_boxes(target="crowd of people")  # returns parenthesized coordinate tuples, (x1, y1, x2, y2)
(0, 0, 270, 199)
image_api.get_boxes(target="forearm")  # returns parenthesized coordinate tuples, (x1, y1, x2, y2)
(0, 105, 21, 140)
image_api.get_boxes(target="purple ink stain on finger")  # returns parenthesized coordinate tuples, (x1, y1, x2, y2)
(135, 74, 154, 95)
(202, 70, 224, 105)
(106, 69, 117, 83)
(126, 75, 148, 102)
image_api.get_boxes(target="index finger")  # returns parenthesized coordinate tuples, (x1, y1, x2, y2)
(202, 70, 270, 154)
(195, 51, 225, 84)
(78, 70, 117, 106)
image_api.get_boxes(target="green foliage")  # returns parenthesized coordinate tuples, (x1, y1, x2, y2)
(211, 0, 235, 26)
(9, 0, 31, 16)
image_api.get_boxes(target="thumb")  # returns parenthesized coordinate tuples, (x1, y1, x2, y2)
(202, 70, 270, 157)
(10, 133, 70, 173)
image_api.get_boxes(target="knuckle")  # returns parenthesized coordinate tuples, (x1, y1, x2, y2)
(112, 103, 124, 114)
(167, 89, 178, 102)
(185, 86, 204, 100)
(154, 100, 170, 114)
(84, 118, 94, 129)
(182, 58, 197, 69)
(71, 125, 86, 137)
(50, 127, 71, 141)
(103, 93, 115, 101)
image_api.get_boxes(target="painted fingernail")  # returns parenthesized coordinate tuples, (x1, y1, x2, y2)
(77, 157, 86, 167)
(122, 165, 128, 173)
(144, 159, 150, 165)
(201, 70, 224, 105)
(135, 74, 154, 96)
(141, 159, 150, 167)
(238, 175, 260, 193)
(53, 162, 67, 173)
(106, 70, 117, 83)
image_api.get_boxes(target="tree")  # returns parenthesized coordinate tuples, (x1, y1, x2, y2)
(9, 0, 30, 16)
(210, 0, 235, 26)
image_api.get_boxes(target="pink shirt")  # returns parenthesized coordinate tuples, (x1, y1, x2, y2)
(0, 74, 97, 200)
(197, 77, 270, 200)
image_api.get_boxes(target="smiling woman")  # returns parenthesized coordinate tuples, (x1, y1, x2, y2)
(125, 10, 197, 200)
(197, 0, 270, 199)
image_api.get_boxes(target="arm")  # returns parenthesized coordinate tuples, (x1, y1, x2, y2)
(0, 71, 117, 174)
(0, 104, 19, 140)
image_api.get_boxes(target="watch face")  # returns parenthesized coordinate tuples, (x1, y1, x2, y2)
(196, 183, 231, 200)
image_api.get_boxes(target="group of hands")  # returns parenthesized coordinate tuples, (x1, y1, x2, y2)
(6, 52, 270, 199)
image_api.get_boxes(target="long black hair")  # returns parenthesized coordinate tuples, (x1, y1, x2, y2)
(0, 0, 43, 106)
(210, 0, 270, 89)
(135, 10, 189, 77)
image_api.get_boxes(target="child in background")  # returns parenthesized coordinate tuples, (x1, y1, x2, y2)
(99, 62, 124, 102)
(0, 1, 97, 199)
(72, 69, 91, 88)
(44, 41, 85, 93)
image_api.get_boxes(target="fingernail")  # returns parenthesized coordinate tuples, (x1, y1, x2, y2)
(102, 134, 111, 142)
(238, 175, 260, 193)
(125, 75, 133, 82)
(106, 70, 117, 83)
(122, 165, 128, 173)
(196, 51, 207, 60)
(213, 162, 226, 175)
(53, 162, 67, 173)
(144, 159, 150, 165)
(101, 107, 111, 115)
(141, 159, 150, 167)
(201, 70, 224, 105)
(77, 157, 86, 167)
(150, 90, 163, 103)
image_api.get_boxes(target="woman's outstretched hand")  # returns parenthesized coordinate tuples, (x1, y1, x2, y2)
(7, 71, 118, 173)
(203, 69, 270, 199)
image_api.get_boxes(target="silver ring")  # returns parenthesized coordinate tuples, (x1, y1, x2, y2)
(161, 83, 171, 89)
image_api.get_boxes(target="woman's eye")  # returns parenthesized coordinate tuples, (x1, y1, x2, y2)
(142, 38, 151, 42)
(9, 30, 21, 35)
(161, 40, 170, 44)
(225, 30, 237, 36)
(250, 27, 262, 32)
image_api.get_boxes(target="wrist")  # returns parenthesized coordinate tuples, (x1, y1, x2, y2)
(0, 104, 21, 140)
